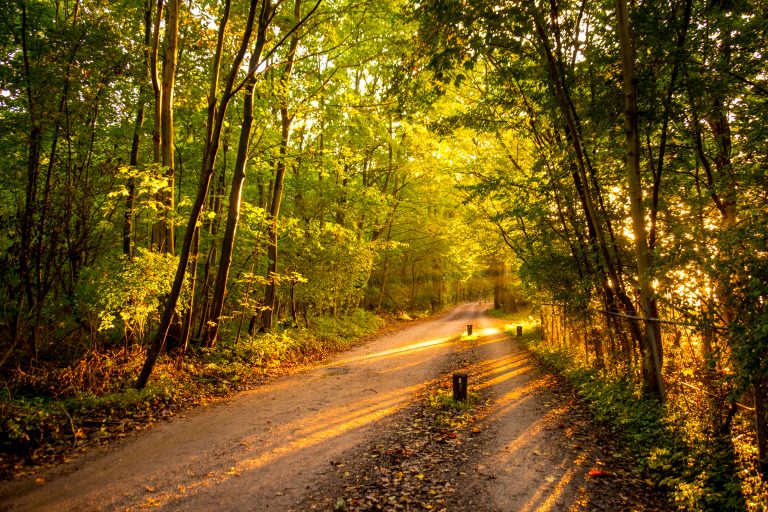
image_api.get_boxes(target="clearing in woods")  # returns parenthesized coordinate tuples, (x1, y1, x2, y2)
(0, 303, 666, 511)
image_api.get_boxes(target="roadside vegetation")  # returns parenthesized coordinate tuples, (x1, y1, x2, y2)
(1, 0, 767, 507)
(0, 310, 387, 479)
(505, 312, 766, 511)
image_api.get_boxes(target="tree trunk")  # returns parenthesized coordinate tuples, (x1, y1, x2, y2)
(203, 4, 271, 346)
(529, 3, 649, 379)
(290, 282, 298, 326)
(262, 0, 301, 331)
(755, 376, 768, 480)
(149, 0, 164, 251)
(137, 0, 261, 388)
(151, 0, 179, 255)
(493, 260, 502, 310)
(16, 2, 46, 359)
(616, 0, 664, 400)
(376, 256, 390, 309)
(124, 0, 154, 259)
(194, 139, 228, 340)
(178, 225, 199, 352)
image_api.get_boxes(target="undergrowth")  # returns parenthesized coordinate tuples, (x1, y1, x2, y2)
(519, 329, 753, 511)
(0, 309, 386, 479)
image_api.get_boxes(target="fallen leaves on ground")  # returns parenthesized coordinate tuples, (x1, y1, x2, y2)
(308, 372, 487, 512)
(1, 316, 426, 482)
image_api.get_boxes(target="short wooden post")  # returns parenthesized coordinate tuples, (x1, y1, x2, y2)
(466, 324, 473, 336)
(516, 325, 523, 337)
(453, 373, 468, 402)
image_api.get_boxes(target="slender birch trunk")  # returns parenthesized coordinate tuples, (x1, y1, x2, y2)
(615, 0, 664, 400)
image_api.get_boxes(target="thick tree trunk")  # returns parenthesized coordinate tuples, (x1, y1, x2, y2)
(194, 135, 230, 340)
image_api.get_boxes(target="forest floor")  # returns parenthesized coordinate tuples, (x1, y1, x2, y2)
(0, 303, 669, 511)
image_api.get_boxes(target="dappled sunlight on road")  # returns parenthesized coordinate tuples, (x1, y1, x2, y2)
(133, 330, 465, 510)
(518, 465, 580, 512)
(459, 318, 598, 511)
(332, 336, 454, 366)
(477, 327, 501, 336)
(141, 381, 424, 509)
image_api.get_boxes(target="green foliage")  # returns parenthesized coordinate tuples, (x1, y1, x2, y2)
(196, 309, 384, 373)
(310, 309, 385, 346)
(522, 331, 748, 511)
(0, 398, 65, 455)
(76, 249, 188, 342)
(283, 221, 379, 312)
(487, 308, 515, 320)
(426, 388, 479, 412)
(426, 388, 480, 430)
(717, 208, 768, 389)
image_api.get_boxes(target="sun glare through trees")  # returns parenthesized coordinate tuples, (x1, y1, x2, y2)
(1, 0, 767, 507)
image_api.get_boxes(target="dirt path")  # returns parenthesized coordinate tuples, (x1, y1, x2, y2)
(297, 308, 667, 511)
(1, 304, 665, 511)
(1, 304, 484, 511)
(451, 310, 666, 510)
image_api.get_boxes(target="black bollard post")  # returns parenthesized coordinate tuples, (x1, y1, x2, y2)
(453, 373, 468, 402)
(516, 325, 523, 337)
(467, 324, 473, 336)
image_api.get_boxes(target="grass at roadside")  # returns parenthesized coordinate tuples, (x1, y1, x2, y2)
(0, 309, 387, 480)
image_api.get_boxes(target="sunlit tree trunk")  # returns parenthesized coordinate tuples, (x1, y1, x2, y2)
(178, 0, 234, 350)
(151, 0, 179, 254)
(529, 3, 649, 379)
(204, 2, 272, 346)
(262, 0, 302, 331)
(149, 0, 163, 240)
(137, 0, 261, 388)
(616, 0, 664, 400)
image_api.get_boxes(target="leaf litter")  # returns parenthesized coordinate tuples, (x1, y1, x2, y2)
(299, 353, 488, 511)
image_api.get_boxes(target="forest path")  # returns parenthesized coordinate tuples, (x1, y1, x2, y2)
(447, 315, 666, 511)
(2, 304, 665, 511)
(1, 303, 486, 511)
(295, 308, 665, 511)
